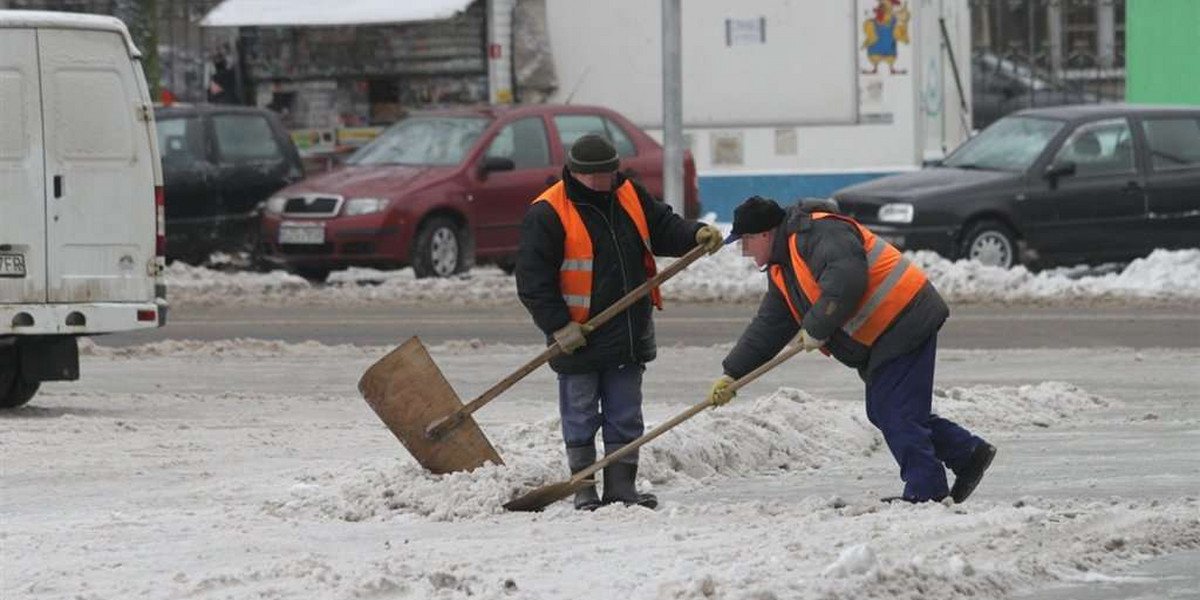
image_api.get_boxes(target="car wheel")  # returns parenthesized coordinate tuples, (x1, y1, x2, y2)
(961, 220, 1018, 269)
(412, 218, 466, 279)
(296, 267, 331, 283)
(0, 345, 39, 409)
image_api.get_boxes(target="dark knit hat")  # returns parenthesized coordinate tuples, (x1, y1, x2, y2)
(725, 196, 786, 244)
(566, 134, 620, 174)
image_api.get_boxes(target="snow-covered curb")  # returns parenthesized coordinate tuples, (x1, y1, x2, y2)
(166, 248, 1200, 307)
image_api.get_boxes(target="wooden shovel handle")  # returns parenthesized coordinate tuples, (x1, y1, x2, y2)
(568, 338, 808, 484)
(427, 244, 711, 439)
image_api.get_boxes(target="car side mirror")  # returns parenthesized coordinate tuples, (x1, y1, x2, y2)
(1045, 160, 1077, 181)
(479, 156, 515, 177)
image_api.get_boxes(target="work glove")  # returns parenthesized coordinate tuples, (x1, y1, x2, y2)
(708, 375, 737, 406)
(798, 329, 825, 353)
(695, 224, 724, 255)
(553, 322, 593, 354)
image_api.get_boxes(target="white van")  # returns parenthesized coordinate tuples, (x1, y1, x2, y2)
(1, 11, 166, 408)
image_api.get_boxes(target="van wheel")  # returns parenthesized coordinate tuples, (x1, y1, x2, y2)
(960, 220, 1018, 269)
(412, 218, 466, 278)
(0, 346, 39, 409)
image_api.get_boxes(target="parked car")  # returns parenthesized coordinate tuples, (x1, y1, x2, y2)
(972, 52, 1099, 131)
(154, 105, 304, 264)
(259, 104, 701, 280)
(833, 105, 1200, 269)
(2, 11, 164, 409)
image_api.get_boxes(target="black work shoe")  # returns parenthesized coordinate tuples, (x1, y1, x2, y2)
(880, 495, 945, 504)
(566, 445, 601, 511)
(950, 441, 997, 504)
(574, 481, 601, 511)
(601, 463, 658, 509)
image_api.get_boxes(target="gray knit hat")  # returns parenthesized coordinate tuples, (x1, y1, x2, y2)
(566, 134, 620, 173)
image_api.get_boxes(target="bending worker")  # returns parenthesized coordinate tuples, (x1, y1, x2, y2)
(517, 134, 722, 510)
(710, 196, 996, 504)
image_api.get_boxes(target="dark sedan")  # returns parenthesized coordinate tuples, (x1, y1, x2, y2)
(833, 105, 1200, 269)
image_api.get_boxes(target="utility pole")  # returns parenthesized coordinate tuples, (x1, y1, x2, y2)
(661, 0, 684, 215)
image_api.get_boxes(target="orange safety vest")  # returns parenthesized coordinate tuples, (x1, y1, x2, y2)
(533, 180, 661, 323)
(769, 212, 926, 346)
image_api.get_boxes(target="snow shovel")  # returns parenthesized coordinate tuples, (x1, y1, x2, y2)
(504, 334, 809, 512)
(358, 244, 711, 475)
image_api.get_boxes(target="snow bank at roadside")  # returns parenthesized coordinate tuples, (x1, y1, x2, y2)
(268, 383, 1113, 523)
(167, 248, 1200, 306)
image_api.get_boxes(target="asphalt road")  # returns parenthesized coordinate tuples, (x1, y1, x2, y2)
(99, 302, 1200, 349)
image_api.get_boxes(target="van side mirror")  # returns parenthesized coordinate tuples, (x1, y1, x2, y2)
(479, 156, 515, 177)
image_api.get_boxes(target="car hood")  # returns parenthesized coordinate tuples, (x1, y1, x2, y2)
(836, 167, 1019, 201)
(281, 164, 455, 198)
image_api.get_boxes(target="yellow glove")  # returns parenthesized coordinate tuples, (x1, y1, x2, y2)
(553, 322, 593, 354)
(695, 224, 723, 255)
(798, 329, 825, 353)
(708, 375, 737, 406)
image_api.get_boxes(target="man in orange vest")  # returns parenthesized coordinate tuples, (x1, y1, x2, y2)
(517, 134, 722, 510)
(710, 196, 996, 504)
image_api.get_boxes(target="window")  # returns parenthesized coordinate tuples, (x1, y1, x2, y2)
(155, 117, 205, 166)
(943, 116, 1064, 172)
(213, 114, 283, 162)
(485, 117, 550, 169)
(554, 115, 637, 158)
(1052, 119, 1135, 177)
(347, 117, 489, 166)
(1142, 118, 1200, 171)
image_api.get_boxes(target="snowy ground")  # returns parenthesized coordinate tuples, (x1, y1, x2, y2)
(171, 248, 1200, 307)
(4, 340, 1198, 599)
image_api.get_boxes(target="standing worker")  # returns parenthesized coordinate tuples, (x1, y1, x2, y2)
(709, 196, 996, 504)
(517, 134, 722, 510)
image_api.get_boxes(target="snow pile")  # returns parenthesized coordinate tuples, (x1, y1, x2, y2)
(267, 383, 1113, 523)
(78, 336, 379, 359)
(167, 247, 1200, 306)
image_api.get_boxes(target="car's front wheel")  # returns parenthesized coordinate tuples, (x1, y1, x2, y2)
(412, 217, 467, 278)
(960, 220, 1018, 269)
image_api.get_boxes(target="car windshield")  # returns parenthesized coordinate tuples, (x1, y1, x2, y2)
(944, 116, 1065, 171)
(347, 116, 490, 166)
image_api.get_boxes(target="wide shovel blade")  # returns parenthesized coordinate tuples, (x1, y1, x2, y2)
(358, 337, 503, 474)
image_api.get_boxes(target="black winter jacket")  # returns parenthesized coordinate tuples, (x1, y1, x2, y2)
(517, 169, 702, 374)
(722, 205, 949, 383)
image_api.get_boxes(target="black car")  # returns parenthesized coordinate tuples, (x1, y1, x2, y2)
(834, 105, 1200, 269)
(155, 105, 304, 263)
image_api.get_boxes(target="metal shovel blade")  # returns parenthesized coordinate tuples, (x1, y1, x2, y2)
(358, 337, 503, 474)
(503, 479, 592, 512)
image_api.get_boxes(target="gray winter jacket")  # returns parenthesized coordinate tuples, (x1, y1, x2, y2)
(721, 205, 949, 383)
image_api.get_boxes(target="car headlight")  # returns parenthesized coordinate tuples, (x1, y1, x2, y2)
(878, 203, 915, 224)
(265, 197, 287, 214)
(343, 198, 388, 216)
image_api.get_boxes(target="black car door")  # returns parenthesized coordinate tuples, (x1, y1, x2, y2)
(1027, 117, 1148, 262)
(211, 111, 303, 251)
(155, 113, 217, 260)
(1138, 114, 1200, 250)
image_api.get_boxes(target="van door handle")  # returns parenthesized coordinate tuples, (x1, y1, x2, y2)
(54, 175, 63, 198)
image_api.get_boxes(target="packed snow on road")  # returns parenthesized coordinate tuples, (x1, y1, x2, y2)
(4, 340, 1197, 599)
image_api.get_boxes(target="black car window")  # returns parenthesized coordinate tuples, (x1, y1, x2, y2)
(1142, 118, 1200, 172)
(485, 117, 551, 169)
(944, 116, 1064, 171)
(213, 114, 284, 163)
(1052, 119, 1136, 177)
(554, 115, 636, 158)
(156, 116, 205, 166)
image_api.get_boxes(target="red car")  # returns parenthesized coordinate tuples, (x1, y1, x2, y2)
(260, 104, 701, 280)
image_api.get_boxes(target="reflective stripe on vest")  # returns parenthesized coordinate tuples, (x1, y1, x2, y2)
(777, 212, 928, 346)
(533, 180, 662, 323)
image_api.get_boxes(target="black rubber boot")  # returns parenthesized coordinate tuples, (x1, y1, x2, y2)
(601, 462, 658, 509)
(566, 445, 601, 511)
(950, 441, 997, 504)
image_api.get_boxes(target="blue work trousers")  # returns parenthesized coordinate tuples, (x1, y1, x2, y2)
(558, 363, 645, 464)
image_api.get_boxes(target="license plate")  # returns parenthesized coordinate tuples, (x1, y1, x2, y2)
(278, 223, 326, 245)
(0, 252, 26, 278)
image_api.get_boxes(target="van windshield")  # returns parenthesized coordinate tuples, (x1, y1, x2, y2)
(943, 116, 1065, 172)
(347, 117, 490, 166)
